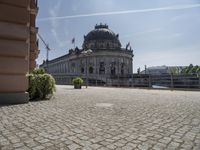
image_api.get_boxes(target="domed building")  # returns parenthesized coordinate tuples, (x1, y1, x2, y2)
(40, 24, 134, 86)
(82, 24, 121, 50)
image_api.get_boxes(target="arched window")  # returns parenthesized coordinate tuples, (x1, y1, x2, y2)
(99, 62, 105, 74)
(81, 67, 84, 74)
(110, 62, 116, 75)
(89, 67, 93, 74)
(121, 63, 124, 75)
(107, 43, 110, 49)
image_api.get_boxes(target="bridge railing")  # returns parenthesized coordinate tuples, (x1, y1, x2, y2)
(86, 74, 200, 90)
(53, 73, 200, 90)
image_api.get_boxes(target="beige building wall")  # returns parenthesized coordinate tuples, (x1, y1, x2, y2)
(0, 0, 39, 104)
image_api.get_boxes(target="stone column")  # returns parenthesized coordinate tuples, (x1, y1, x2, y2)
(105, 57, 109, 75)
(29, 0, 39, 71)
(96, 57, 99, 75)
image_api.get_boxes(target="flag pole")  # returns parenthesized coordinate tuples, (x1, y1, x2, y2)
(72, 38, 75, 49)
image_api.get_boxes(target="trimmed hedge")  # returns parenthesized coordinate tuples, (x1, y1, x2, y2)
(27, 68, 56, 100)
(72, 77, 83, 85)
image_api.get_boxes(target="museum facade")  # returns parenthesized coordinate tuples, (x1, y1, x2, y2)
(40, 24, 134, 86)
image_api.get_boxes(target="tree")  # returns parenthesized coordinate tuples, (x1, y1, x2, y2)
(169, 67, 178, 75)
(181, 64, 200, 75)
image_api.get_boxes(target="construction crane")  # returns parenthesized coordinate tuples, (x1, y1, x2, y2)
(37, 33, 52, 72)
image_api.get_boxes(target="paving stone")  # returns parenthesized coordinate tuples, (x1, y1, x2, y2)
(0, 85, 200, 149)
(106, 144, 117, 149)
(32, 145, 45, 150)
(67, 143, 81, 150)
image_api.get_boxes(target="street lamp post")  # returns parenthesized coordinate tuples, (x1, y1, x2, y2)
(118, 60, 120, 87)
(86, 57, 88, 88)
(81, 49, 93, 88)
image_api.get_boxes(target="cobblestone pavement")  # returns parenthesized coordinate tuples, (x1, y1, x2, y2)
(0, 86, 200, 150)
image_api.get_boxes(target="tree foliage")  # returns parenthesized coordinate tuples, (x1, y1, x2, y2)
(181, 64, 200, 75)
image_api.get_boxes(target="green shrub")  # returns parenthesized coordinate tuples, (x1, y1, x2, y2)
(32, 68, 45, 75)
(72, 77, 83, 85)
(27, 68, 56, 100)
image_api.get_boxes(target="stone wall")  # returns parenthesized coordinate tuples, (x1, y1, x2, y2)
(0, 0, 38, 104)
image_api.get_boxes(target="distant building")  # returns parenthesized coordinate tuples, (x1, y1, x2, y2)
(140, 66, 186, 75)
(40, 24, 134, 86)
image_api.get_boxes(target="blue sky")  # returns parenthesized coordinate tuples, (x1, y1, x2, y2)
(37, 0, 200, 72)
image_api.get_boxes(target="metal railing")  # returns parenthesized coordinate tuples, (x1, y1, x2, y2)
(53, 74, 200, 90)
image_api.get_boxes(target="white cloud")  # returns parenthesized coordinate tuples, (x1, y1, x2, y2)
(121, 28, 162, 39)
(170, 15, 185, 22)
(38, 3, 200, 22)
(49, 0, 69, 49)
